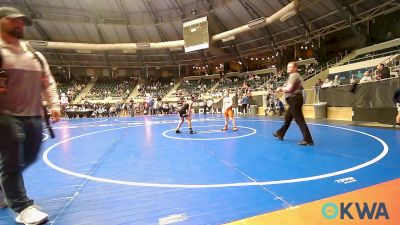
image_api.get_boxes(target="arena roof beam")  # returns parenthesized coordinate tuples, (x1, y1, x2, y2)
(23, 0, 397, 60)
(116, 0, 146, 74)
(167, 0, 211, 71)
(198, 50, 212, 74)
(7, 1, 238, 26)
(215, 0, 372, 49)
(168, 0, 185, 19)
(229, 1, 400, 57)
(237, 0, 282, 62)
(205, 0, 241, 61)
(24, 1, 299, 53)
(43, 0, 398, 69)
(277, 0, 312, 39)
(144, 0, 180, 70)
(87, 2, 113, 69)
(332, 0, 364, 37)
(277, 0, 317, 58)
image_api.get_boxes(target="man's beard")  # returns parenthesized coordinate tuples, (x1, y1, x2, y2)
(7, 28, 24, 39)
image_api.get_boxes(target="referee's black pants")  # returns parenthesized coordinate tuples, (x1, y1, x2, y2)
(276, 93, 313, 143)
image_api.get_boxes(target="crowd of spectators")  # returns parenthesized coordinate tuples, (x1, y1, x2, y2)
(315, 62, 396, 89)
(175, 79, 216, 96)
(210, 71, 288, 99)
(84, 77, 136, 100)
(57, 77, 89, 103)
(298, 63, 316, 78)
(65, 100, 178, 118)
(137, 78, 175, 98)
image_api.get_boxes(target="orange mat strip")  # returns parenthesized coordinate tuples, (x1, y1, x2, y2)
(226, 178, 400, 225)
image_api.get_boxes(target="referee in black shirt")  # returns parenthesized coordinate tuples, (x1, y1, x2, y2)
(273, 62, 314, 146)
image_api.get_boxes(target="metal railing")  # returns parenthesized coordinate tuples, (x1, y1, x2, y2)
(346, 49, 400, 65)
(303, 56, 341, 81)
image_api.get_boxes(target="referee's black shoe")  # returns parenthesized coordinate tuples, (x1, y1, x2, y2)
(272, 132, 283, 140)
(298, 140, 314, 146)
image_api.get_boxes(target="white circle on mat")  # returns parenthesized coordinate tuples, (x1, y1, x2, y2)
(43, 121, 389, 188)
(162, 125, 257, 141)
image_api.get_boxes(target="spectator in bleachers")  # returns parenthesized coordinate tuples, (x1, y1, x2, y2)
(153, 98, 159, 115)
(275, 98, 284, 116)
(242, 80, 249, 90)
(321, 78, 333, 88)
(109, 105, 117, 117)
(60, 93, 69, 116)
(307, 63, 315, 75)
(57, 78, 87, 102)
(176, 79, 215, 97)
(314, 78, 323, 87)
(206, 98, 214, 113)
(377, 63, 390, 79)
(116, 102, 122, 115)
(313, 78, 324, 103)
(127, 101, 134, 117)
(148, 97, 155, 115)
(331, 75, 341, 87)
(121, 103, 128, 116)
(162, 102, 170, 114)
(350, 75, 356, 84)
(360, 71, 373, 83)
(209, 70, 289, 99)
(265, 98, 275, 116)
(385, 31, 394, 41)
(155, 97, 163, 115)
(240, 93, 249, 114)
(85, 77, 135, 100)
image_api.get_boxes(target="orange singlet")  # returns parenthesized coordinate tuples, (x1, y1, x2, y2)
(224, 108, 234, 118)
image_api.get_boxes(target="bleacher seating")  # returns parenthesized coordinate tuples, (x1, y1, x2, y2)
(136, 78, 174, 99)
(348, 46, 400, 64)
(57, 78, 89, 102)
(84, 77, 136, 100)
(216, 76, 246, 92)
(177, 79, 215, 95)
(211, 71, 287, 95)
